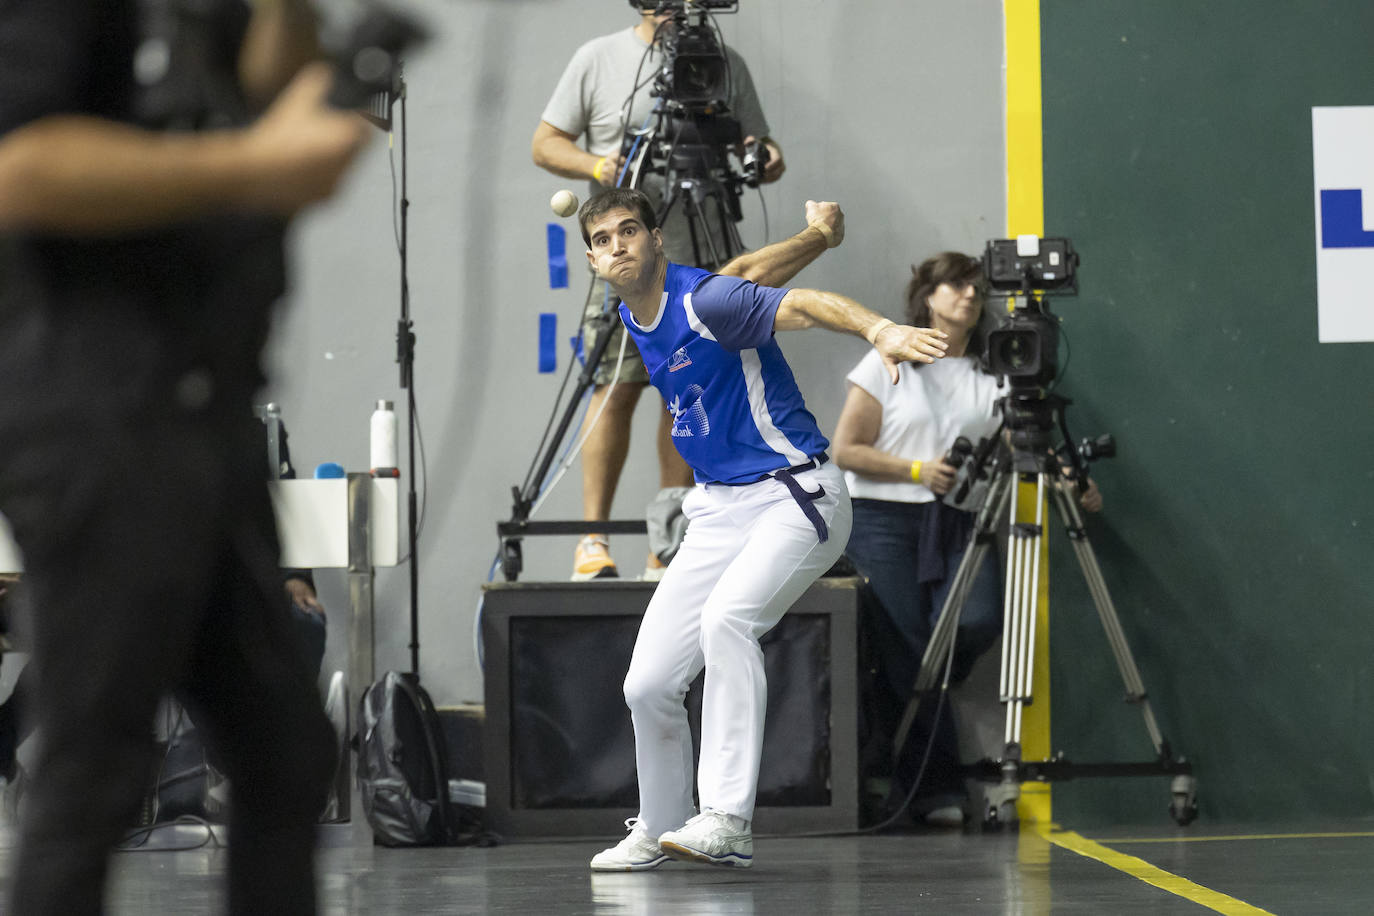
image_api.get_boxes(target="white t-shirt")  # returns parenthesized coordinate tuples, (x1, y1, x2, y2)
(843, 351, 1005, 503)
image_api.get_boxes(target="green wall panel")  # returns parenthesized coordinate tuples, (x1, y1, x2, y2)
(1037, 0, 1374, 825)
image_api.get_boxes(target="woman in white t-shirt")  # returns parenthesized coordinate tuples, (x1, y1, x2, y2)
(833, 251, 1101, 827)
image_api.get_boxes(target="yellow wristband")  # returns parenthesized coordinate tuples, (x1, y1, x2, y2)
(910, 460, 923, 483)
(593, 157, 608, 182)
(864, 318, 896, 345)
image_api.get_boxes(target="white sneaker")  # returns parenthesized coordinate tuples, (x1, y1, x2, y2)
(658, 810, 753, 868)
(922, 805, 966, 828)
(589, 818, 670, 872)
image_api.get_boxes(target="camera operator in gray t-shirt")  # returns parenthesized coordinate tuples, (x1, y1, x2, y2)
(531, 1, 785, 583)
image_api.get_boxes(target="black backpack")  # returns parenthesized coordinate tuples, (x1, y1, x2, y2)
(146, 705, 226, 826)
(356, 670, 485, 847)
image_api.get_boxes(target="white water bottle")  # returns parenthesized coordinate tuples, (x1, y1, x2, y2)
(370, 399, 399, 477)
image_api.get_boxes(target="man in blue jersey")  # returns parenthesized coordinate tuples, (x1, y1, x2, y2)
(578, 188, 949, 870)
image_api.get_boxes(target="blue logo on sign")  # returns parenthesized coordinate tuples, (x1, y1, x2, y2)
(1320, 189, 1374, 248)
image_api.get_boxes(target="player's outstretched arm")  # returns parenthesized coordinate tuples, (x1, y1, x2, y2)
(775, 288, 948, 383)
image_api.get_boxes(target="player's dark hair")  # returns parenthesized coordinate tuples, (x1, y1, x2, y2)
(578, 188, 659, 247)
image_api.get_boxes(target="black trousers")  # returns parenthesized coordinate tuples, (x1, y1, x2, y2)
(0, 310, 334, 915)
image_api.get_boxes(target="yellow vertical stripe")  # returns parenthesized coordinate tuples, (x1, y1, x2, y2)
(1004, 0, 1052, 826)
(1005, 0, 1044, 237)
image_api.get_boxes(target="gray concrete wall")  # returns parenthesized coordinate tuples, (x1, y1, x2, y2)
(263, 0, 1007, 705)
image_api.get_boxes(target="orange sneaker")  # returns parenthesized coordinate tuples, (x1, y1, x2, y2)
(572, 535, 618, 581)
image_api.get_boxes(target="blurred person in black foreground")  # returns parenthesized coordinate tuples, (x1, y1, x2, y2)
(0, 0, 371, 911)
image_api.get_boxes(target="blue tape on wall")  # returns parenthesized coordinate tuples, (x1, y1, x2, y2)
(539, 313, 557, 373)
(547, 223, 569, 288)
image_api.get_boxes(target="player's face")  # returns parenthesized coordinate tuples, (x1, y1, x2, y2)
(927, 279, 983, 331)
(584, 208, 662, 289)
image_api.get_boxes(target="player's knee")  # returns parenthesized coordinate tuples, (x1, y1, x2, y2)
(623, 667, 677, 715)
(699, 607, 755, 650)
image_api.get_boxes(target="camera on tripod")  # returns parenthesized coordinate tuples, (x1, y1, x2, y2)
(901, 238, 1193, 829)
(620, 0, 762, 264)
(953, 235, 1110, 484)
(983, 236, 1079, 393)
(632, 1, 741, 111)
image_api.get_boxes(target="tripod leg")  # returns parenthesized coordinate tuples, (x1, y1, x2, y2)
(1017, 474, 1048, 743)
(1002, 473, 1047, 750)
(681, 186, 725, 267)
(1049, 480, 1169, 754)
(710, 190, 743, 264)
(685, 202, 708, 266)
(891, 469, 1013, 757)
(980, 473, 1050, 828)
(915, 469, 1014, 696)
(997, 488, 1020, 708)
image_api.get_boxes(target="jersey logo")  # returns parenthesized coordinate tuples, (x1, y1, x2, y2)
(668, 347, 693, 372)
(669, 385, 710, 439)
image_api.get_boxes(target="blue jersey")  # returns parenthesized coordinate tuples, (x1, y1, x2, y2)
(618, 263, 830, 485)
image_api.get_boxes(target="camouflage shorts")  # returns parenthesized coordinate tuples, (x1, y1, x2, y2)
(581, 277, 649, 387)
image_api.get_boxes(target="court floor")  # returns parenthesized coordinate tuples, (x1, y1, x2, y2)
(3, 815, 1371, 914)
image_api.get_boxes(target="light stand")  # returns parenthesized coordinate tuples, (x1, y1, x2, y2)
(333, 3, 428, 675)
(391, 66, 422, 677)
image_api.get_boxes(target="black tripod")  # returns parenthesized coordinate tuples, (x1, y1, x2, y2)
(892, 392, 1198, 827)
(499, 291, 650, 582)
(626, 108, 750, 268)
(650, 153, 745, 268)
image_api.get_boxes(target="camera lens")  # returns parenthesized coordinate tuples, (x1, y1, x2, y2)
(994, 330, 1038, 372)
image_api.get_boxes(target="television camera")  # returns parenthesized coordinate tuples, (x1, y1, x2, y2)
(895, 237, 1196, 829)
(983, 235, 1078, 392)
(946, 235, 1110, 502)
(621, 0, 766, 265)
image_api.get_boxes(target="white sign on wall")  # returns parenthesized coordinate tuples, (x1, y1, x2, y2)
(1312, 106, 1374, 343)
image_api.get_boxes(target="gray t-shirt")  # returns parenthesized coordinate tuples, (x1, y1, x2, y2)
(541, 26, 770, 265)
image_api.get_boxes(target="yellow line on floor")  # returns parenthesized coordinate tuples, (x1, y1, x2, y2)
(1037, 824, 1274, 915)
(1102, 830, 1374, 844)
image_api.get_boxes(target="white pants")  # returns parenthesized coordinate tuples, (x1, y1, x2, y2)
(623, 461, 851, 834)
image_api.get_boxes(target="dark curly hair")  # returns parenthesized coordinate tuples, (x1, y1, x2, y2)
(904, 251, 992, 360)
(577, 188, 659, 247)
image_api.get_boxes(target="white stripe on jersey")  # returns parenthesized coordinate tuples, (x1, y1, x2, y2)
(682, 293, 717, 341)
(740, 349, 808, 466)
(628, 291, 671, 333)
